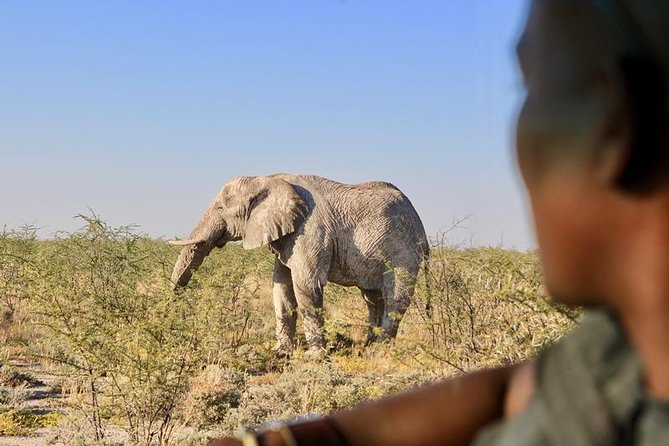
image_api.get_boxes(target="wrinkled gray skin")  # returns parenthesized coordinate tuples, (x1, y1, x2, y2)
(170, 174, 429, 355)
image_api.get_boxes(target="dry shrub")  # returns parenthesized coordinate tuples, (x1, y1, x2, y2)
(0, 226, 40, 359)
(0, 217, 578, 442)
(0, 364, 41, 388)
(405, 247, 577, 372)
(321, 247, 576, 377)
(0, 386, 30, 412)
(179, 365, 246, 428)
(216, 362, 433, 434)
(4, 215, 276, 445)
(27, 216, 207, 445)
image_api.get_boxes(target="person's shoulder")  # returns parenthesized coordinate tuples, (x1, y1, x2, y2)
(473, 309, 640, 446)
(532, 308, 641, 442)
(549, 309, 622, 360)
(537, 308, 633, 382)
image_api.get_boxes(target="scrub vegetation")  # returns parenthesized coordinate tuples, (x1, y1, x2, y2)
(0, 216, 576, 445)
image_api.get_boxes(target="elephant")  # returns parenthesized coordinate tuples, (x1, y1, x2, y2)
(169, 173, 429, 356)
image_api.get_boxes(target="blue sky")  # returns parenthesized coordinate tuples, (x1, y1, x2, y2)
(1, 1, 533, 249)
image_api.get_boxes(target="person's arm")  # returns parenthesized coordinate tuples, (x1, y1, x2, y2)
(330, 365, 514, 446)
(209, 362, 534, 446)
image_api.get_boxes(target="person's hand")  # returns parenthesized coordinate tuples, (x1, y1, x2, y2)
(206, 438, 243, 446)
(207, 431, 288, 446)
(504, 361, 535, 418)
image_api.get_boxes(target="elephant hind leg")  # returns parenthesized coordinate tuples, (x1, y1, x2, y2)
(361, 288, 384, 344)
(381, 267, 417, 339)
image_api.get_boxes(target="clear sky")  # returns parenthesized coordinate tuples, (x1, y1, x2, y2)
(1, 1, 534, 249)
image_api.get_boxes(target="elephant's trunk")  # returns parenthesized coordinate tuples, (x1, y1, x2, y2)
(171, 242, 213, 289)
(170, 212, 227, 290)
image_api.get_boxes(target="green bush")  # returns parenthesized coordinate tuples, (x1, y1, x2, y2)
(0, 216, 577, 443)
(28, 216, 207, 445)
(0, 409, 61, 436)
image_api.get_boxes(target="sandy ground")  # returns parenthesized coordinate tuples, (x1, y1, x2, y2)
(0, 362, 203, 445)
(0, 361, 63, 445)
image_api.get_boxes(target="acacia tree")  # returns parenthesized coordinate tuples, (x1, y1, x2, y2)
(31, 216, 205, 445)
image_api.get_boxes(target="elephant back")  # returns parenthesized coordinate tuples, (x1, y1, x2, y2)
(271, 173, 428, 254)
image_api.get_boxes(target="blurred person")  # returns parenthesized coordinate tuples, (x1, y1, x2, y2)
(210, 0, 669, 444)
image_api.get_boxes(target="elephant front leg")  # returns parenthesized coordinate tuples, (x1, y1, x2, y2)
(292, 278, 326, 356)
(272, 261, 298, 355)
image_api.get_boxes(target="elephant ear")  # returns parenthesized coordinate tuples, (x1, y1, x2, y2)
(242, 178, 308, 250)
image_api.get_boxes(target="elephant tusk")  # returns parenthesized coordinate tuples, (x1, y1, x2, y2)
(167, 238, 206, 246)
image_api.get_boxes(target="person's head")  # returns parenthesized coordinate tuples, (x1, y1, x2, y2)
(516, 0, 669, 308)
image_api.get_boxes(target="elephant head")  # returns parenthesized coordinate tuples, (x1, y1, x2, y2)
(169, 176, 308, 289)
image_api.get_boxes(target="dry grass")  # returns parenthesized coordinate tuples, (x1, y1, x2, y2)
(0, 219, 577, 444)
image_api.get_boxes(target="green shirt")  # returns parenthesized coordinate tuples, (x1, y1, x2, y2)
(473, 311, 669, 446)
